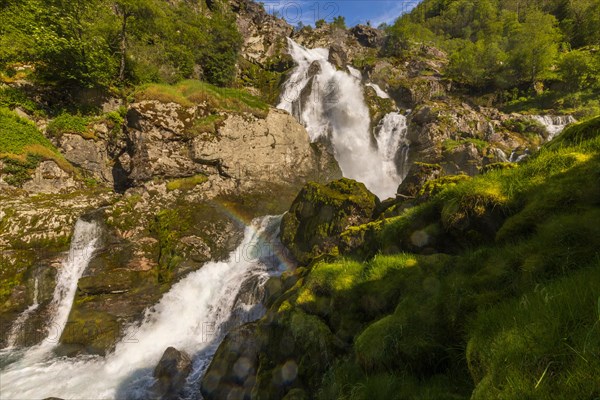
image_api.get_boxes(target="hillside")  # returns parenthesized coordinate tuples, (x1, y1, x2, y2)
(203, 115, 600, 400)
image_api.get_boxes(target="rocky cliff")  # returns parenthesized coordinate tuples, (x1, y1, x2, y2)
(0, 83, 340, 352)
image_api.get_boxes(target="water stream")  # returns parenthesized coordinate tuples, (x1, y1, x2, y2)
(0, 216, 286, 399)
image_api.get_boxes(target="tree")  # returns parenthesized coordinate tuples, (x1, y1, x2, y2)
(113, 0, 155, 83)
(558, 50, 599, 90)
(508, 10, 561, 85)
(332, 16, 346, 29)
(29, 0, 117, 87)
(315, 19, 326, 28)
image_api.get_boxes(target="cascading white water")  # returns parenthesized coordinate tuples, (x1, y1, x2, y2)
(531, 115, 576, 141)
(278, 39, 404, 199)
(5, 278, 39, 348)
(0, 216, 286, 400)
(42, 219, 101, 348)
(366, 83, 390, 99)
(347, 65, 362, 80)
(375, 112, 410, 181)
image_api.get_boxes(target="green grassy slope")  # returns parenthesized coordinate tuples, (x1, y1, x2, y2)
(265, 117, 600, 399)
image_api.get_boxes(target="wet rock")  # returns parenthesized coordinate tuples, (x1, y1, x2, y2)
(328, 43, 348, 69)
(151, 347, 193, 400)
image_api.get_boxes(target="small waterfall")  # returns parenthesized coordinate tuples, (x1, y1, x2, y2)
(0, 216, 287, 400)
(5, 278, 40, 348)
(347, 65, 362, 80)
(531, 115, 576, 141)
(366, 83, 390, 99)
(43, 219, 101, 349)
(278, 38, 404, 199)
(375, 112, 411, 181)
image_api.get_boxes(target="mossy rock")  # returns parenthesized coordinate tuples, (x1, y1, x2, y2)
(59, 308, 120, 355)
(280, 179, 378, 264)
(364, 86, 397, 127)
(398, 162, 442, 198)
(78, 268, 146, 295)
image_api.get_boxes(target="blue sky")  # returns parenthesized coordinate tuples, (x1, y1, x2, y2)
(263, 0, 421, 27)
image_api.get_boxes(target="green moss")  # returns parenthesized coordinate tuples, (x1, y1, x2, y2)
(280, 178, 377, 264)
(166, 174, 208, 192)
(46, 113, 93, 139)
(443, 138, 489, 153)
(418, 174, 471, 198)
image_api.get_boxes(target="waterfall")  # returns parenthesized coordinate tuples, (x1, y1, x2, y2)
(366, 83, 390, 99)
(0, 216, 286, 400)
(278, 38, 405, 199)
(375, 112, 410, 181)
(43, 219, 101, 348)
(5, 278, 39, 348)
(531, 115, 576, 141)
(347, 65, 362, 80)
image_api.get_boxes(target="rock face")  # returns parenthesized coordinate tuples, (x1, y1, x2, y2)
(151, 347, 193, 400)
(58, 133, 113, 184)
(350, 24, 384, 48)
(21, 161, 78, 193)
(124, 101, 339, 191)
(280, 178, 378, 264)
(230, 0, 293, 67)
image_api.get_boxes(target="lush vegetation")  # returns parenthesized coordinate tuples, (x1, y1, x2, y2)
(0, 0, 242, 89)
(134, 80, 269, 117)
(0, 107, 74, 185)
(260, 117, 600, 399)
(385, 0, 600, 115)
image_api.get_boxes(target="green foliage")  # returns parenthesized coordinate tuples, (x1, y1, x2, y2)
(558, 49, 600, 91)
(331, 16, 346, 30)
(0, 107, 55, 155)
(0, 86, 41, 116)
(0, 0, 242, 89)
(396, 0, 600, 95)
(46, 113, 91, 139)
(135, 80, 268, 117)
(315, 19, 326, 28)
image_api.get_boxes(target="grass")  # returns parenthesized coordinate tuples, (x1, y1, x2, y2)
(255, 116, 600, 399)
(134, 79, 269, 118)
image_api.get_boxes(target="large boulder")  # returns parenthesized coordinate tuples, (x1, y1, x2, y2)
(125, 102, 340, 195)
(151, 347, 193, 400)
(350, 24, 384, 48)
(280, 178, 378, 264)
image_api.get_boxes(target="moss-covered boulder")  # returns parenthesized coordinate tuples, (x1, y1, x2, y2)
(364, 86, 397, 128)
(397, 162, 442, 198)
(280, 179, 378, 264)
